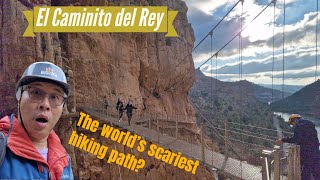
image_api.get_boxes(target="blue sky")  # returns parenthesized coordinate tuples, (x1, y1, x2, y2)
(184, 0, 319, 85)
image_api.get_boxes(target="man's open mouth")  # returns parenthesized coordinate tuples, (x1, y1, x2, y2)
(36, 118, 48, 123)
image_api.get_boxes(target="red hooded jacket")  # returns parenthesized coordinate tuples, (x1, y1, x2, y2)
(0, 115, 73, 179)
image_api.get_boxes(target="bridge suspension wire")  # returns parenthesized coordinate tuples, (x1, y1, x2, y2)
(239, 0, 243, 81)
(191, 101, 242, 159)
(228, 126, 279, 139)
(239, 36, 241, 80)
(191, 100, 279, 161)
(208, 118, 282, 139)
(198, 0, 275, 70)
(210, 32, 214, 99)
(192, 103, 225, 139)
(282, 0, 285, 101)
(207, 124, 275, 142)
(215, 54, 218, 94)
(213, 129, 272, 149)
(167, 0, 274, 92)
(272, 0, 276, 102)
(194, 103, 273, 149)
(212, 117, 293, 135)
(175, 0, 242, 69)
(281, 0, 286, 119)
(227, 136, 270, 149)
(316, 0, 319, 81)
(239, 1, 244, 177)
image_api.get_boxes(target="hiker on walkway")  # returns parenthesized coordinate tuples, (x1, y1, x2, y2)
(0, 61, 74, 179)
(276, 114, 320, 180)
(124, 100, 137, 125)
(116, 97, 124, 120)
(103, 96, 109, 116)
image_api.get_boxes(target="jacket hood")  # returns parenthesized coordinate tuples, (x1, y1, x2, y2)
(297, 119, 315, 128)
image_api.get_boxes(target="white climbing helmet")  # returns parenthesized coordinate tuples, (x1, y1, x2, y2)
(16, 61, 70, 100)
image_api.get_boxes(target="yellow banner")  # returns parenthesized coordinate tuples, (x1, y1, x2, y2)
(23, 6, 178, 37)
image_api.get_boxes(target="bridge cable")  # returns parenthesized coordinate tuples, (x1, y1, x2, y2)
(215, 54, 218, 95)
(192, 101, 283, 176)
(191, 101, 243, 159)
(197, 0, 274, 70)
(163, 0, 293, 148)
(165, 0, 242, 92)
(207, 125, 275, 142)
(166, 1, 273, 92)
(210, 31, 214, 103)
(228, 126, 279, 140)
(316, 0, 319, 81)
(282, 0, 285, 96)
(210, 31, 215, 165)
(212, 118, 293, 135)
(175, 0, 242, 69)
(239, 36, 241, 80)
(272, 0, 276, 103)
(239, 1, 244, 177)
(208, 119, 279, 139)
(192, 94, 283, 148)
(226, 136, 270, 149)
(208, 117, 292, 138)
(239, 1, 243, 81)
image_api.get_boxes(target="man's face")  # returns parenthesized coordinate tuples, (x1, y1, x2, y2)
(19, 82, 64, 141)
(289, 118, 298, 127)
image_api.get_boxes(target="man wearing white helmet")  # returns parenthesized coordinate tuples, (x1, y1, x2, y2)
(0, 61, 74, 179)
(276, 114, 320, 180)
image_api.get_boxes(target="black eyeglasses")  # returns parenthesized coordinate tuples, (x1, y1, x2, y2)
(24, 86, 67, 107)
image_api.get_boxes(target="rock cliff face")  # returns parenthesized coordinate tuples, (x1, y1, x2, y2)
(0, 0, 196, 120)
(0, 0, 216, 179)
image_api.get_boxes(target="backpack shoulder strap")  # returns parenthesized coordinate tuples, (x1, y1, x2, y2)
(0, 114, 14, 166)
(7, 114, 14, 138)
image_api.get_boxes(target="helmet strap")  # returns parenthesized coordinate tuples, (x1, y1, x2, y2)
(18, 88, 28, 134)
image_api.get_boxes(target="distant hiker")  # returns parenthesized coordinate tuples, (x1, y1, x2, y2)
(124, 100, 137, 125)
(116, 98, 124, 120)
(276, 114, 320, 180)
(103, 100, 109, 109)
(103, 96, 109, 115)
(15, 73, 20, 83)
